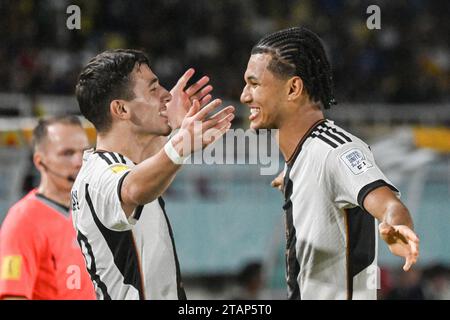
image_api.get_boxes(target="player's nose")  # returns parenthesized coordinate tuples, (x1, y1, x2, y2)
(162, 86, 172, 103)
(240, 85, 251, 104)
(73, 152, 83, 169)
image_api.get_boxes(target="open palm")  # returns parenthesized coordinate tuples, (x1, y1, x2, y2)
(167, 68, 213, 129)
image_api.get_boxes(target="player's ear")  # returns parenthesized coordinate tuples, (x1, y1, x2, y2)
(33, 152, 44, 172)
(287, 76, 303, 102)
(110, 99, 131, 121)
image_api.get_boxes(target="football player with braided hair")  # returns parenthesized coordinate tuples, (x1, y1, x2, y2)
(241, 27, 419, 300)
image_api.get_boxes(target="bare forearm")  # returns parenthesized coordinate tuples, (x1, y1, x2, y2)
(382, 202, 414, 230)
(364, 186, 414, 229)
(121, 147, 181, 209)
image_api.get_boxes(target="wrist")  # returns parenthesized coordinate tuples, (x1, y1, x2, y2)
(164, 137, 189, 165)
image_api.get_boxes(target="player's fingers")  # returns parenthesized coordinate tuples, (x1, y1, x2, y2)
(396, 226, 420, 244)
(186, 99, 200, 117)
(175, 68, 195, 90)
(209, 105, 235, 121)
(191, 85, 213, 103)
(271, 177, 283, 188)
(403, 259, 412, 272)
(186, 76, 211, 96)
(193, 99, 222, 120)
(199, 94, 212, 107)
(204, 112, 235, 131)
(405, 250, 419, 271)
(203, 122, 231, 146)
(214, 121, 232, 138)
(409, 240, 420, 257)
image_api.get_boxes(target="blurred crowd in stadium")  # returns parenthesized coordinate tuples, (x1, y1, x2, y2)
(1, 0, 448, 107)
(0, 0, 449, 300)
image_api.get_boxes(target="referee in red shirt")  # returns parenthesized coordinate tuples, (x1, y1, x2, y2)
(0, 116, 95, 300)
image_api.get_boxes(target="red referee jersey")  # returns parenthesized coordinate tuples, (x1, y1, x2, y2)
(0, 189, 95, 300)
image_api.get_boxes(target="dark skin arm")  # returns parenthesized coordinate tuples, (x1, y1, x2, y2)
(363, 186, 420, 271)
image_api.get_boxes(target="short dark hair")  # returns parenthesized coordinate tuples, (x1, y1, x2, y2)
(75, 49, 151, 132)
(252, 27, 337, 109)
(32, 115, 83, 152)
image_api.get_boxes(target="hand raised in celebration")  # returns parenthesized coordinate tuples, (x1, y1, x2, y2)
(170, 99, 235, 157)
(167, 68, 213, 129)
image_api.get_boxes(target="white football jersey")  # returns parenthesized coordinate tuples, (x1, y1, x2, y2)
(71, 149, 185, 300)
(283, 119, 399, 300)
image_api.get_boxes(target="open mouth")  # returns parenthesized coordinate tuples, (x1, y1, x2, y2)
(159, 107, 168, 118)
(249, 107, 260, 121)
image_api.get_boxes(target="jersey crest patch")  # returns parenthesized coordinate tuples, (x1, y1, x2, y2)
(340, 148, 373, 175)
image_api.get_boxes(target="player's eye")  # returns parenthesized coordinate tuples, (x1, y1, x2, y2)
(62, 150, 75, 156)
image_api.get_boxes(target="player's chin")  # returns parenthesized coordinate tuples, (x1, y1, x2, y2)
(250, 120, 268, 131)
(160, 125, 172, 136)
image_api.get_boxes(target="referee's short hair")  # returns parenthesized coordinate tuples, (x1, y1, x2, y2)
(75, 49, 151, 133)
(32, 115, 82, 152)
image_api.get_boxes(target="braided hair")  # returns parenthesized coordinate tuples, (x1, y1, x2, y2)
(252, 27, 337, 109)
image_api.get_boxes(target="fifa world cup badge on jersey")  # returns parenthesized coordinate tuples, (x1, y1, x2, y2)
(1, 255, 22, 280)
(340, 148, 373, 175)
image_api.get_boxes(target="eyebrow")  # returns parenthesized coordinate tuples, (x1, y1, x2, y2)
(245, 75, 259, 82)
(147, 78, 159, 87)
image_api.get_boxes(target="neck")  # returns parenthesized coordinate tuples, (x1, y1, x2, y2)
(37, 179, 71, 208)
(278, 104, 324, 161)
(96, 127, 167, 164)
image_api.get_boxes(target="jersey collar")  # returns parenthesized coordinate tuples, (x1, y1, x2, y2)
(35, 193, 70, 217)
(286, 118, 327, 167)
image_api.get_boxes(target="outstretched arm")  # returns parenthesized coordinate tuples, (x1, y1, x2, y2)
(120, 99, 234, 217)
(363, 186, 420, 271)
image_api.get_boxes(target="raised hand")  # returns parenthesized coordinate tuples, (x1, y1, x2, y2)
(170, 99, 235, 158)
(379, 222, 420, 271)
(167, 68, 213, 129)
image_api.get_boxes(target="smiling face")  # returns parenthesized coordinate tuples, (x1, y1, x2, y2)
(125, 63, 173, 136)
(240, 53, 290, 130)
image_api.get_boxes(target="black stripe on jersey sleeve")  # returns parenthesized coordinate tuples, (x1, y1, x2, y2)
(158, 197, 187, 300)
(77, 230, 111, 299)
(357, 179, 399, 210)
(97, 152, 113, 165)
(85, 184, 146, 300)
